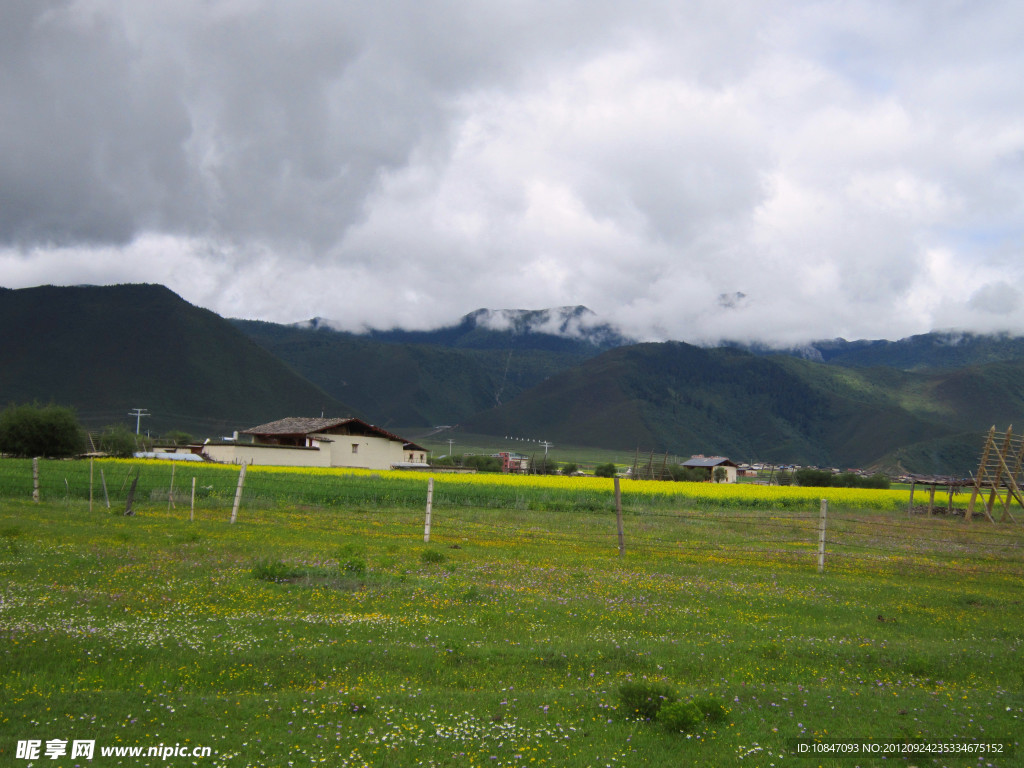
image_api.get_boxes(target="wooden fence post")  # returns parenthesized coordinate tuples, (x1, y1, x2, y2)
(100, 468, 110, 509)
(32, 457, 40, 502)
(230, 464, 247, 524)
(614, 477, 625, 557)
(190, 477, 196, 522)
(124, 470, 139, 516)
(90, 458, 94, 512)
(167, 464, 176, 511)
(424, 477, 434, 542)
(817, 498, 828, 574)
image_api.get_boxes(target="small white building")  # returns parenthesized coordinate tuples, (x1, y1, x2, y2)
(201, 417, 428, 470)
(681, 455, 738, 483)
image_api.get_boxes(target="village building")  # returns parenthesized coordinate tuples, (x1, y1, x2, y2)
(681, 455, 739, 483)
(198, 417, 428, 470)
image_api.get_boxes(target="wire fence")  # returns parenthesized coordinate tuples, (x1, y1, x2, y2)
(3, 457, 1022, 578)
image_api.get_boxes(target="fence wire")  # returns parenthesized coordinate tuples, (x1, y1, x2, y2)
(3, 458, 1023, 578)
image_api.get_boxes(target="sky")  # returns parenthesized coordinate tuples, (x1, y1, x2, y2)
(2, 0, 1023, 345)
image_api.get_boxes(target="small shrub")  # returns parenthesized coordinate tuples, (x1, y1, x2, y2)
(175, 530, 203, 545)
(693, 696, 729, 724)
(658, 700, 703, 733)
(162, 430, 194, 445)
(860, 473, 891, 489)
(668, 465, 708, 482)
(593, 462, 618, 479)
(618, 680, 677, 720)
(464, 455, 503, 473)
(421, 548, 447, 564)
(794, 468, 832, 487)
(337, 542, 368, 575)
(99, 424, 140, 458)
(903, 654, 946, 679)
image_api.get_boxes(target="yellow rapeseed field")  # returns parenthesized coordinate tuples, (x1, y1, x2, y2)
(235, 463, 913, 510)
(83, 458, 944, 512)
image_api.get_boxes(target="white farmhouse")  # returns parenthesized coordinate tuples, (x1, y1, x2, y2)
(201, 417, 428, 470)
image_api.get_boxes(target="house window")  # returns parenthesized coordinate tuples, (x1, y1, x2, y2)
(351, 443, 359, 454)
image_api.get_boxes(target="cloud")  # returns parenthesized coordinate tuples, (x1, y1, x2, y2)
(2, 0, 1023, 343)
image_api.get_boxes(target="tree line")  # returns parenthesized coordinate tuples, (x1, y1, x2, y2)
(0, 403, 192, 458)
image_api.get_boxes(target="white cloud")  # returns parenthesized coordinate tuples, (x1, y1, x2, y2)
(2, 0, 1024, 343)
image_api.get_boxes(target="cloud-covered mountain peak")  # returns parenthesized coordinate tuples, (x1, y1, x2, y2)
(465, 306, 600, 336)
(293, 305, 633, 350)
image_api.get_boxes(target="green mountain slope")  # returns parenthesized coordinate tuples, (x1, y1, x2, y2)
(462, 342, 995, 470)
(238, 315, 1023, 473)
(233, 319, 592, 428)
(0, 284, 353, 436)
(5, 284, 1021, 474)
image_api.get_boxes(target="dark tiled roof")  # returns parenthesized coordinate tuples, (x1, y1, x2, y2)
(682, 457, 737, 468)
(243, 417, 414, 446)
(243, 417, 354, 435)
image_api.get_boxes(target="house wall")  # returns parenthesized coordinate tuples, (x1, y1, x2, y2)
(205, 433, 425, 470)
(324, 433, 406, 469)
(203, 442, 332, 467)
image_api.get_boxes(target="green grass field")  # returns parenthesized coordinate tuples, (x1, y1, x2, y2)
(2, 464, 1023, 767)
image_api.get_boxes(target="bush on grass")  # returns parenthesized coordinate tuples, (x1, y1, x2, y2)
(693, 696, 729, 724)
(658, 700, 703, 733)
(337, 542, 368, 575)
(618, 680, 677, 720)
(421, 548, 447, 564)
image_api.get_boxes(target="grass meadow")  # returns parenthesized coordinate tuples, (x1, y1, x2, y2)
(1, 459, 1023, 767)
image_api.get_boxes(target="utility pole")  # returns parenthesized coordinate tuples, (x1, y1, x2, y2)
(447, 438, 455, 456)
(128, 408, 150, 435)
(540, 440, 554, 458)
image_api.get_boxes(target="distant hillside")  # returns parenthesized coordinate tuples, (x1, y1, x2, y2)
(240, 313, 1024, 473)
(744, 331, 1024, 370)
(0, 284, 353, 437)
(5, 284, 1021, 473)
(233, 319, 593, 428)
(463, 342, 973, 468)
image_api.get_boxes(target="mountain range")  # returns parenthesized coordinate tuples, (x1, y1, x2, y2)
(0, 284, 350, 438)
(3, 283, 1022, 474)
